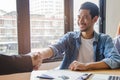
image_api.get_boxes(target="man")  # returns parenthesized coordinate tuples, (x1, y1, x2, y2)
(0, 52, 41, 75)
(38, 2, 120, 71)
(115, 22, 120, 36)
(113, 23, 120, 54)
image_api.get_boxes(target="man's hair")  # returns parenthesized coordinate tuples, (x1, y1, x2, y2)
(79, 2, 99, 19)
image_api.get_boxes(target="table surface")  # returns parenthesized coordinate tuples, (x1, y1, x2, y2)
(0, 69, 120, 80)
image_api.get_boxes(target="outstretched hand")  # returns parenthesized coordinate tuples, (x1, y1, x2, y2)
(27, 52, 43, 70)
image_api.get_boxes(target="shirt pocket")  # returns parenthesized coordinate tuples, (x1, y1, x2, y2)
(96, 47, 105, 60)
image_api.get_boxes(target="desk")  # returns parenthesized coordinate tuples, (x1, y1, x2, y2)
(0, 69, 120, 80)
(0, 72, 30, 80)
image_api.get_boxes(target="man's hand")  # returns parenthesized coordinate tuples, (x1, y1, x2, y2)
(27, 52, 43, 70)
(68, 60, 88, 71)
(69, 60, 110, 71)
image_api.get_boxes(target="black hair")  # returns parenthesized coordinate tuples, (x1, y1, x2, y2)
(79, 2, 99, 19)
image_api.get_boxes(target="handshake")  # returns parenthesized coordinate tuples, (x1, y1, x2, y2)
(27, 48, 54, 70)
(27, 52, 43, 70)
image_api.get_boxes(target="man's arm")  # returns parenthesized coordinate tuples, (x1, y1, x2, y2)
(28, 47, 54, 70)
(0, 54, 33, 75)
(69, 60, 110, 71)
(86, 61, 110, 70)
(0, 52, 41, 75)
(39, 47, 54, 59)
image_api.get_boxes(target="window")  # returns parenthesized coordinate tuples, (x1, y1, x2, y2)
(0, 0, 18, 55)
(0, 0, 105, 60)
(29, 0, 64, 51)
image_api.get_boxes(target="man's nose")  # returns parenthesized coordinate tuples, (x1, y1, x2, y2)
(78, 17, 84, 24)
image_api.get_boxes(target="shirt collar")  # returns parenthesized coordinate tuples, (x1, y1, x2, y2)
(73, 31, 99, 42)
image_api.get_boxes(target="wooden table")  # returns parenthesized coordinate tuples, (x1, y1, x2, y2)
(0, 72, 30, 80)
(0, 69, 120, 80)
(80, 69, 120, 75)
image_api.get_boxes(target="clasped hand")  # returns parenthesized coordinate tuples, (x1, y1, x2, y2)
(69, 60, 89, 71)
(27, 52, 43, 70)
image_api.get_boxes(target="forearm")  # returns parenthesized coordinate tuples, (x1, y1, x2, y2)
(86, 61, 110, 70)
(39, 47, 54, 59)
(0, 54, 33, 75)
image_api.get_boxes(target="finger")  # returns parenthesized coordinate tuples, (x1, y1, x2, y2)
(69, 60, 77, 67)
(72, 62, 81, 71)
(33, 65, 39, 70)
(69, 66, 75, 71)
(69, 64, 77, 71)
(33, 54, 38, 60)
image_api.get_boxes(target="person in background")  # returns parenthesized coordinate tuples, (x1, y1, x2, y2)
(37, 2, 120, 71)
(0, 52, 41, 75)
(113, 22, 120, 54)
(116, 22, 120, 36)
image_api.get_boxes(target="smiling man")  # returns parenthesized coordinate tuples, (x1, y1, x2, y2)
(37, 2, 120, 71)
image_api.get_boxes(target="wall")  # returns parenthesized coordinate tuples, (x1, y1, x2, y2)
(106, 0, 120, 38)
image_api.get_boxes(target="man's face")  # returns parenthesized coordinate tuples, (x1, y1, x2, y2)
(77, 9, 95, 32)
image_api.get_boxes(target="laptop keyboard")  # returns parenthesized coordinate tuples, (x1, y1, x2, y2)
(108, 76, 120, 80)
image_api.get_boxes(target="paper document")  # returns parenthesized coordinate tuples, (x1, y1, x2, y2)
(30, 70, 91, 80)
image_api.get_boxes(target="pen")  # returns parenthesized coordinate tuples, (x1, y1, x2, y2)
(36, 74, 54, 79)
(76, 73, 93, 80)
(81, 73, 93, 80)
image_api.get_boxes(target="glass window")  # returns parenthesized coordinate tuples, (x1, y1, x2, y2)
(74, 0, 99, 33)
(30, 0, 64, 51)
(0, 0, 18, 55)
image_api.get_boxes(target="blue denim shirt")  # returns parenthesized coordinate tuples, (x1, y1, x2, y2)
(50, 31, 120, 69)
(113, 35, 120, 54)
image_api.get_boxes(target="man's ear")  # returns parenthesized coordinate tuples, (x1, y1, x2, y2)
(93, 16, 98, 22)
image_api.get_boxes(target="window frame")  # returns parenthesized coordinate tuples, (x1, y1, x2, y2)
(99, 0, 106, 33)
(17, 0, 31, 54)
(64, 0, 73, 33)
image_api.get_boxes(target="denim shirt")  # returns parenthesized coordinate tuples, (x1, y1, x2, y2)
(113, 35, 120, 54)
(50, 31, 120, 69)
